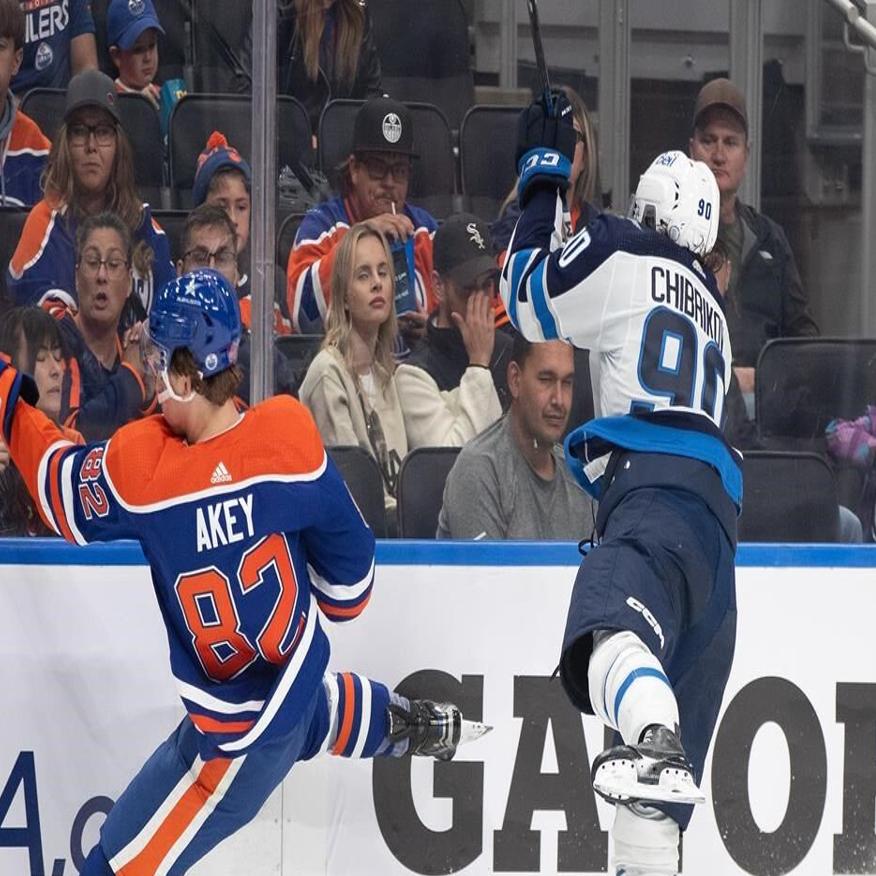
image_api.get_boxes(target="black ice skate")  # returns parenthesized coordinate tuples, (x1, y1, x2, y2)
(388, 699, 491, 761)
(592, 724, 705, 806)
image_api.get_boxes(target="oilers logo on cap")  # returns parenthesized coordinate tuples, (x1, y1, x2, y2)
(128, 0, 146, 14)
(382, 113, 402, 144)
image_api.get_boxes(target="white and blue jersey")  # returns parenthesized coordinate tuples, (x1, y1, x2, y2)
(500, 183, 742, 512)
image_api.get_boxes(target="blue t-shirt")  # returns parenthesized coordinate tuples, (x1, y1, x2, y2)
(13, 0, 96, 94)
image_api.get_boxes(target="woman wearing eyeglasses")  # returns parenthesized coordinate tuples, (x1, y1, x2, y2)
(43, 211, 156, 441)
(7, 70, 174, 320)
(299, 222, 407, 529)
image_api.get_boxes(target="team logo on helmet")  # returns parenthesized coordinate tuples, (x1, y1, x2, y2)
(382, 113, 402, 144)
(128, 0, 145, 15)
(204, 353, 219, 373)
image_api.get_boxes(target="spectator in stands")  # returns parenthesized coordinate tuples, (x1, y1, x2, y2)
(299, 222, 407, 523)
(396, 213, 511, 449)
(107, 0, 164, 110)
(437, 335, 595, 540)
(235, 0, 382, 134)
(177, 204, 296, 402)
(47, 211, 154, 440)
(12, 0, 97, 95)
(287, 97, 437, 341)
(689, 77, 818, 415)
(0, 306, 83, 535)
(189, 131, 293, 335)
(0, 0, 50, 206)
(8, 69, 173, 318)
(492, 85, 600, 254)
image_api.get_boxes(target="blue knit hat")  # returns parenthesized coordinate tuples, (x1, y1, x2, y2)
(191, 131, 252, 207)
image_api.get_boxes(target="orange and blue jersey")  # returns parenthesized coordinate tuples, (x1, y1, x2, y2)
(0, 385, 376, 761)
(44, 302, 155, 440)
(0, 107, 50, 207)
(286, 195, 437, 333)
(7, 199, 174, 313)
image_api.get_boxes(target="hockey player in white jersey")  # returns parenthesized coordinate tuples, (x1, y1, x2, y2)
(501, 95, 741, 876)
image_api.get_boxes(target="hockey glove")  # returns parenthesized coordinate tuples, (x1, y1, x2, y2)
(516, 91, 577, 207)
(0, 356, 39, 444)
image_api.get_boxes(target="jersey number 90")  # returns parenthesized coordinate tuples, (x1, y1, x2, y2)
(636, 306, 725, 421)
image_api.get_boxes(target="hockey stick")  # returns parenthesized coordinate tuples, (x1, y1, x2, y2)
(526, 0, 554, 114)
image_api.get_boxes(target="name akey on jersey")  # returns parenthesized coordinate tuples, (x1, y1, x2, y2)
(195, 493, 255, 553)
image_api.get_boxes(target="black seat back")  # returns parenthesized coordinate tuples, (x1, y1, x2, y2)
(460, 104, 525, 220)
(0, 207, 29, 312)
(397, 446, 461, 538)
(756, 337, 876, 451)
(327, 445, 387, 538)
(274, 333, 323, 397)
(739, 450, 841, 542)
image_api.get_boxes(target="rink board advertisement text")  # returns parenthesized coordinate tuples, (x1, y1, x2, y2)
(0, 540, 874, 875)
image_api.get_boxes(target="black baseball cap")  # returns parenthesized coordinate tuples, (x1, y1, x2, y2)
(434, 214, 497, 288)
(352, 97, 418, 157)
(65, 70, 121, 123)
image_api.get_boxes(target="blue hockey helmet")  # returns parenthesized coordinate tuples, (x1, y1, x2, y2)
(146, 269, 241, 378)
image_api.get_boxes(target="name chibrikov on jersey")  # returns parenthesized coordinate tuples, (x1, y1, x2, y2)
(650, 263, 726, 353)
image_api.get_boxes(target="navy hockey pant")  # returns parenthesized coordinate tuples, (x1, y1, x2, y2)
(81, 671, 395, 875)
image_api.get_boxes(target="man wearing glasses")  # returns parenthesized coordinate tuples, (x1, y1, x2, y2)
(286, 96, 438, 340)
(396, 213, 511, 449)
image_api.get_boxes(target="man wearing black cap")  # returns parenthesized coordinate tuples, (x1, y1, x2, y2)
(396, 213, 511, 449)
(287, 96, 439, 335)
(689, 77, 818, 411)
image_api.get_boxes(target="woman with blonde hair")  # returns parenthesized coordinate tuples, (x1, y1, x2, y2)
(8, 70, 173, 321)
(237, 0, 382, 133)
(299, 221, 407, 522)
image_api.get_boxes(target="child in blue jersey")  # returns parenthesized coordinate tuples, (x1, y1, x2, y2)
(0, 269, 488, 874)
(502, 96, 740, 876)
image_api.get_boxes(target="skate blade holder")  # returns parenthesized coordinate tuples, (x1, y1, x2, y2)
(592, 757, 706, 806)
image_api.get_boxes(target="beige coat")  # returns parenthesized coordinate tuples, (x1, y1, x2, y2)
(299, 345, 408, 510)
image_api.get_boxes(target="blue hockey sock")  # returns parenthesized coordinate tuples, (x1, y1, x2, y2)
(323, 672, 395, 759)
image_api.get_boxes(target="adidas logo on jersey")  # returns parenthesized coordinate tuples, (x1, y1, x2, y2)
(210, 462, 233, 484)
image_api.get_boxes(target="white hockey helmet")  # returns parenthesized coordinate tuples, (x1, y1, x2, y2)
(630, 150, 719, 256)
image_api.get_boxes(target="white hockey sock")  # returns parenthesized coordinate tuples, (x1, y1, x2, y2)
(588, 630, 678, 745)
(612, 803, 680, 875)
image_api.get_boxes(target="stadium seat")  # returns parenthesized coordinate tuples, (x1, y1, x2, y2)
(277, 212, 305, 275)
(739, 450, 841, 542)
(169, 94, 313, 208)
(0, 207, 28, 311)
(191, 0, 251, 92)
(755, 337, 876, 451)
(460, 104, 525, 220)
(274, 333, 323, 397)
(369, 0, 474, 132)
(20, 88, 166, 205)
(19, 88, 64, 140)
(318, 99, 456, 217)
(152, 209, 190, 263)
(327, 445, 387, 538)
(117, 93, 166, 206)
(396, 446, 461, 539)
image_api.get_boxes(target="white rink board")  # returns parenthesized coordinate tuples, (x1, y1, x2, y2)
(0, 540, 874, 875)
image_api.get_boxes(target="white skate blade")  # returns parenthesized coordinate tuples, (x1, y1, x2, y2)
(458, 719, 492, 747)
(593, 757, 706, 805)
